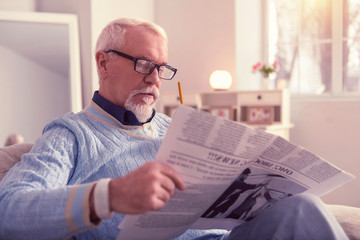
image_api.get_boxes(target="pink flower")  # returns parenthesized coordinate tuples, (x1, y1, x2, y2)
(252, 61, 280, 78)
(273, 60, 279, 71)
(252, 62, 262, 72)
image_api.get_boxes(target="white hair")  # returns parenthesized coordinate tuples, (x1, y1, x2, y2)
(95, 18, 168, 52)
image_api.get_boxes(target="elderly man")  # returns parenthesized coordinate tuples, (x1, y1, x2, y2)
(0, 18, 348, 240)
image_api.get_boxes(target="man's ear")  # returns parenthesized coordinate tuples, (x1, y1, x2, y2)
(96, 51, 110, 77)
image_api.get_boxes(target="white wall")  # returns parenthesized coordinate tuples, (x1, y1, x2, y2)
(0, 0, 35, 11)
(0, 45, 70, 143)
(290, 98, 360, 207)
(155, 0, 264, 96)
(235, 0, 264, 90)
(156, 0, 236, 96)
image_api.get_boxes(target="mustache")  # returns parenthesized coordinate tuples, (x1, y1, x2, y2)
(128, 86, 160, 100)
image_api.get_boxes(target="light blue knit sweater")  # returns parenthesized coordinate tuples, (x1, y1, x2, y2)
(0, 102, 226, 240)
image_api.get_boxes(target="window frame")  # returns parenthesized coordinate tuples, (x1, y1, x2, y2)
(266, 0, 360, 99)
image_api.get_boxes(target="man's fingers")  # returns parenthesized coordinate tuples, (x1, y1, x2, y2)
(156, 187, 173, 202)
(159, 177, 175, 196)
(158, 163, 186, 191)
(109, 162, 185, 215)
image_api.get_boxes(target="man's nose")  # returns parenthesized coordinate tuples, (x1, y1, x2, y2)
(144, 67, 161, 85)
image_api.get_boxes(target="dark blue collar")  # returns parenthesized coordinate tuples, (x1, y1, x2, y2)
(92, 91, 155, 126)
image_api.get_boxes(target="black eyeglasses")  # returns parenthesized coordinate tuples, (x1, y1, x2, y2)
(105, 49, 177, 80)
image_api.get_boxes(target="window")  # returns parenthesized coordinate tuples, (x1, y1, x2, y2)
(268, 0, 360, 95)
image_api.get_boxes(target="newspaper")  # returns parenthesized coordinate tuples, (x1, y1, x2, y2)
(117, 105, 354, 240)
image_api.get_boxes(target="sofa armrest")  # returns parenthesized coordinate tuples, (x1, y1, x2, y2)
(0, 143, 33, 181)
(328, 204, 360, 240)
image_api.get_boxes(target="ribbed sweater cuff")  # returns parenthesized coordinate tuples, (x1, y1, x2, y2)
(94, 178, 114, 219)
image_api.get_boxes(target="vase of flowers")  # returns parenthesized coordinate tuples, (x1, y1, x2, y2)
(252, 61, 279, 90)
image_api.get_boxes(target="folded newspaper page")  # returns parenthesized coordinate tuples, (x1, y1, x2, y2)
(117, 105, 354, 240)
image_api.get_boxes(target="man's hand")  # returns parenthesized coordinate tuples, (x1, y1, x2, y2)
(108, 162, 185, 214)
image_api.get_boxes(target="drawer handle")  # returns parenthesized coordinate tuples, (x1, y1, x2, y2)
(257, 95, 262, 100)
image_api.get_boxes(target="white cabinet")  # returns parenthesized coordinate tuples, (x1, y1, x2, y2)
(197, 89, 293, 139)
(158, 89, 293, 139)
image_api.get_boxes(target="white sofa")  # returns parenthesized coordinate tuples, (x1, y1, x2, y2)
(0, 143, 359, 239)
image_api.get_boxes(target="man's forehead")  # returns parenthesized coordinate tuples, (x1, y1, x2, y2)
(122, 26, 168, 62)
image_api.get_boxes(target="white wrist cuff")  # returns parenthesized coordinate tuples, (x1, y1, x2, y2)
(94, 178, 114, 219)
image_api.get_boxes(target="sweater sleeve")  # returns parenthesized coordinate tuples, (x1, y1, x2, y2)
(0, 122, 98, 240)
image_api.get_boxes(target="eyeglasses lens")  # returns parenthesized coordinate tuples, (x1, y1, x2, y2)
(135, 59, 175, 80)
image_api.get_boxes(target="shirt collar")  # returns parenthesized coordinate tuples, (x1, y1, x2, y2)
(92, 91, 155, 126)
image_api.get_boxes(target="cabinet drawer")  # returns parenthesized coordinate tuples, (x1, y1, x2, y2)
(200, 92, 237, 106)
(237, 91, 282, 105)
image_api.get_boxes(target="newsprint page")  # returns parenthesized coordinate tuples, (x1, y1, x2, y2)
(117, 106, 354, 240)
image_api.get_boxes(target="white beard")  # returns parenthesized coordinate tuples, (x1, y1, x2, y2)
(124, 86, 160, 123)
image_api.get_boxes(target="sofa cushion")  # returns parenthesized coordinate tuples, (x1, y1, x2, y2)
(0, 143, 33, 181)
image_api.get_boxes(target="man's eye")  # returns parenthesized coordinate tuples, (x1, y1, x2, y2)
(137, 60, 153, 70)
